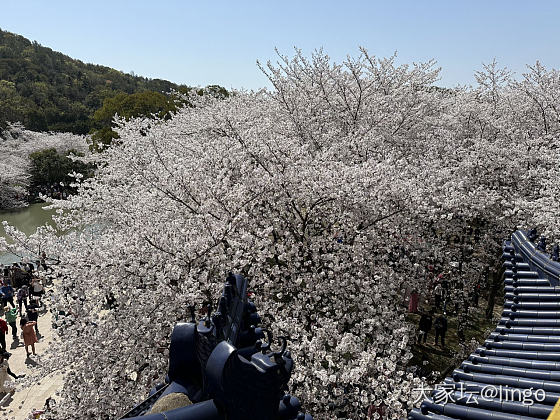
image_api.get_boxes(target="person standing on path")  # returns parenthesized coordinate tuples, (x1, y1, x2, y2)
(30, 278, 45, 300)
(39, 251, 52, 273)
(417, 310, 433, 344)
(0, 318, 7, 351)
(0, 284, 15, 308)
(0, 351, 24, 401)
(433, 282, 443, 309)
(27, 298, 40, 336)
(20, 318, 38, 357)
(4, 307, 17, 340)
(473, 283, 480, 306)
(434, 313, 448, 347)
(16, 285, 28, 315)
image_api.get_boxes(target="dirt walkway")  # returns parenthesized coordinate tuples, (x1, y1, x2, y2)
(1, 298, 63, 420)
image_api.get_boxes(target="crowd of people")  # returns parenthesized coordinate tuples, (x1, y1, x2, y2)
(409, 267, 481, 349)
(0, 256, 49, 405)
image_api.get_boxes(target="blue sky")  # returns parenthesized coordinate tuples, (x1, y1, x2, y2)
(2, 1, 559, 90)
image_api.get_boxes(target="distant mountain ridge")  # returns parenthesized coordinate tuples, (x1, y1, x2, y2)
(0, 28, 192, 134)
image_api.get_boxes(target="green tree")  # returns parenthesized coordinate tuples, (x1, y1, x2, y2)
(0, 80, 26, 127)
(92, 91, 176, 125)
(28, 148, 93, 195)
(90, 91, 177, 148)
(0, 28, 228, 135)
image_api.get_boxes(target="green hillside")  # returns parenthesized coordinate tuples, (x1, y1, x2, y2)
(0, 28, 197, 134)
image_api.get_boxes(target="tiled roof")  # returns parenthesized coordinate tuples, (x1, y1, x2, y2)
(409, 230, 560, 420)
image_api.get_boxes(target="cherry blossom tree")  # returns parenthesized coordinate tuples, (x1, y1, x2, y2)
(0, 123, 88, 209)
(510, 64, 560, 242)
(2, 51, 560, 420)
(13, 51, 444, 419)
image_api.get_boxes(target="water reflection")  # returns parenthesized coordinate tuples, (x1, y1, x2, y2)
(0, 202, 56, 264)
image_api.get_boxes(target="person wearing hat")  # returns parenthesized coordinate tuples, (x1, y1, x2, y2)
(4, 306, 17, 340)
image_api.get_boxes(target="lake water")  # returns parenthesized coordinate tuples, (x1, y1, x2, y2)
(0, 202, 56, 264)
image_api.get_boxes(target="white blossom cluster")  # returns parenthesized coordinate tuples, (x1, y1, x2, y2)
(2, 50, 560, 419)
(0, 122, 89, 209)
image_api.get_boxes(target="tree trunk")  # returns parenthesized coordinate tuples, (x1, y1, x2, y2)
(485, 263, 504, 321)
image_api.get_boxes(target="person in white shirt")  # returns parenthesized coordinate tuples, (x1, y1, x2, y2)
(30, 278, 45, 300)
(0, 350, 24, 402)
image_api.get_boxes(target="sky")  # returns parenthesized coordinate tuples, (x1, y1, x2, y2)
(1, 1, 560, 91)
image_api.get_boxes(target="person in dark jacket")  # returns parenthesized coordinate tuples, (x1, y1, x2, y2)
(434, 313, 448, 347)
(417, 310, 433, 344)
(473, 283, 480, 306)
(26, 298, 40, 336)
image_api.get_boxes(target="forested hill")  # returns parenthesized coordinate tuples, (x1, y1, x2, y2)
(0, 28, 201, 134)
